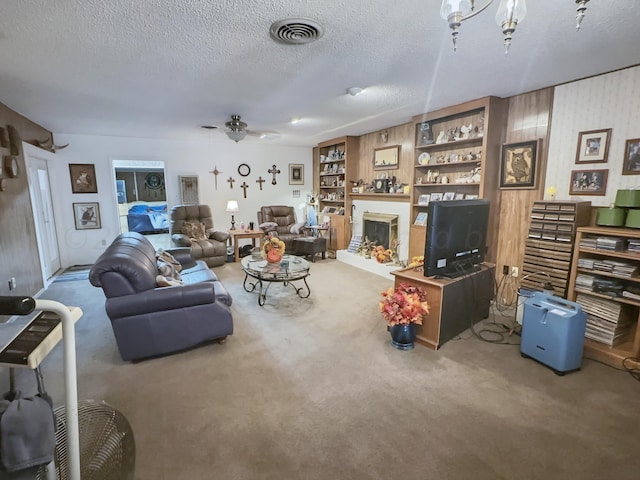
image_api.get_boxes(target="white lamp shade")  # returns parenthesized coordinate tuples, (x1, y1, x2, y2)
(226, 200, 239, 213)
(226, 130, 247, 143)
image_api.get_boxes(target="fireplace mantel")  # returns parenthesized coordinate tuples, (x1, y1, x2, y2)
(349, 193, 410, 202)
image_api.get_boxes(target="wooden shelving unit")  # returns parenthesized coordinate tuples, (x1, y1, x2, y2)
(567, 226, 640, 369)
(408, 96, 508, 261)
(316, 136, 358, 251)
(522, 200, 591, 297)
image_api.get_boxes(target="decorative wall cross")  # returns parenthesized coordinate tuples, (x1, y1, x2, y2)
(256, 176, 265, 190)
(268, 165, 280, 185)
(209, 166, 222, 190)
(240, 181, 249, 199)
(227, 176, 235, 189)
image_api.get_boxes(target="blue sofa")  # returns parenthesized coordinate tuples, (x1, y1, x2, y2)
(89, 232, 233, 361)
(126, 203, 169, 234)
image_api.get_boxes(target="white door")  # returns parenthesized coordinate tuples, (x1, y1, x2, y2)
(24, 144, 61, 283)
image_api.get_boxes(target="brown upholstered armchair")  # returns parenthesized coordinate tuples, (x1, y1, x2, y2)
(257, 205, 306, 253)
(170, 204, 229, 267)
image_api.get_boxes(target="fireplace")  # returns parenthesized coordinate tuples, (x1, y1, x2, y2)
(362, 212, 398, 250)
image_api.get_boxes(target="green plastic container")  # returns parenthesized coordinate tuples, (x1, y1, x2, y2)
(625, 209, 640, 228)
(615, 189, 640, 208)
(596, 207, 627, 226)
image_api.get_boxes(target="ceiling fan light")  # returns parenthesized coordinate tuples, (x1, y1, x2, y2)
(226, 130, 247, 143)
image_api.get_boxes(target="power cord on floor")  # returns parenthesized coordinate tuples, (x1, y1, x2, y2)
(622, 357, 640, 382)
(450, 265, 521, 345)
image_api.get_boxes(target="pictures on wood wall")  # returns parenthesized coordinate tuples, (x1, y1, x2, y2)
(373, 145, 400, 170)
(575, 128, 611, 164)
(499, 140, 539, 189)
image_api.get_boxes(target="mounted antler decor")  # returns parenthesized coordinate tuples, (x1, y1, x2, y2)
(33, 137, 70, 152)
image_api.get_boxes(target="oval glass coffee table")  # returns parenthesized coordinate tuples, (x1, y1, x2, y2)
(241, 255, 311, 306)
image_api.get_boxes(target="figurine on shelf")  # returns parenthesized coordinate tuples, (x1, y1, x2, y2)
(435, 130, 446, 144)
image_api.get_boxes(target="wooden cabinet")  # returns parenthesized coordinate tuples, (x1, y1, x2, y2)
(522, 201, 592, 297)
(391, 263, 495, 350)
(567, 226, 640, 369)
(326, 213, 349, 252)
(409, 97, 507, 263)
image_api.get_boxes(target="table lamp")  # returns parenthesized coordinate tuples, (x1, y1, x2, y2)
(226, 200, 239, 230)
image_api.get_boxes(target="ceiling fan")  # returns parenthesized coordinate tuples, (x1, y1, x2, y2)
(201, 114, 280, 143)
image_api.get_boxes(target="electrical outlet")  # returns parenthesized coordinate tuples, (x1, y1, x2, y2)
(503, 265, 510, 275)
(511, 266, 519, 277)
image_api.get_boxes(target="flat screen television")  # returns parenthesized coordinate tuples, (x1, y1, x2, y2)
(424, 199, 490, 278)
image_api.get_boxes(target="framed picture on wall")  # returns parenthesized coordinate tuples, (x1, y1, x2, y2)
(73, 202, 101, 230)
(499, 140, 539, 189)
(69, 163, 98, 193)
(289, 164, 304, 185)
(575, 128, 611, 164)
(622, 138, 640, 175)
(373, 145, 400, 170)
(569, 169, 608, 196)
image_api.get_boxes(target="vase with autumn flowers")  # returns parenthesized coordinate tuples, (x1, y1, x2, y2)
(262, 236, 286, 263)
(379, 282, 430, 350)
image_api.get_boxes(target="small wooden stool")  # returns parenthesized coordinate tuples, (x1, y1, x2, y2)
(293, 237, 327, 262)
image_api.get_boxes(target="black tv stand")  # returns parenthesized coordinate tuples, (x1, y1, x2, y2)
(443, 264, 482, 279)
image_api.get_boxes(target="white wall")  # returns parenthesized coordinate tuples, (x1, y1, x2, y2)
(51, 134, 312, 266)
(350, 199, 411, 260)
(546, 65, 640, 205)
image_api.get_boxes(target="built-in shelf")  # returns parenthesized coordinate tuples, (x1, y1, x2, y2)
(412, 183, 480, 188)
(415, 137, 482, 150)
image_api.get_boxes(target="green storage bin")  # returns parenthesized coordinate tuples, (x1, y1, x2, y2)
(625, 209, 640, 228)
(597, 207, 627, 226)
(615, 189, 640, 208)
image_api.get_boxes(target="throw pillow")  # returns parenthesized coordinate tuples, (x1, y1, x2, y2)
(289, 221, 306, 234)
(181, 221, 206, 240)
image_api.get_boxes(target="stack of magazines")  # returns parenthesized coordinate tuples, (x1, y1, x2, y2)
(576, 293, 632, 346)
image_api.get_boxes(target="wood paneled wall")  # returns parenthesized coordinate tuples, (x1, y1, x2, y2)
(352, 123, 414, 187)
(495, 88, 554, 300)
(0, 102, 53, 318)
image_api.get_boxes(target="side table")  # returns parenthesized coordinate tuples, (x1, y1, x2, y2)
(229, 229, 264, 262)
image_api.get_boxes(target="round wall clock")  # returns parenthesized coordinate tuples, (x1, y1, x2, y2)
(238, 163, 251, 177)
(4, 156, 18, 178)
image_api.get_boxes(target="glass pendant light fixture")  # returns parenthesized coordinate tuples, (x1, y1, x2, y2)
(495, 0, 527, 54)
(440, 0, 589, 52)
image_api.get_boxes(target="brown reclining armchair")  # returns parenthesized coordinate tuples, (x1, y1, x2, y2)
(170, 204, 229, 267)
(257, 205, 306, 254)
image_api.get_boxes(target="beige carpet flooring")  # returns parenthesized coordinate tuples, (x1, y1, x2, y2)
(4, 259, 640, 480)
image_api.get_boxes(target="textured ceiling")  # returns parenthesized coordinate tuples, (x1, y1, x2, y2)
(0, 0, 639, 147)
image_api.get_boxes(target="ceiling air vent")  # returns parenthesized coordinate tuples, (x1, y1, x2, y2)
(269, 18, 324, 45)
